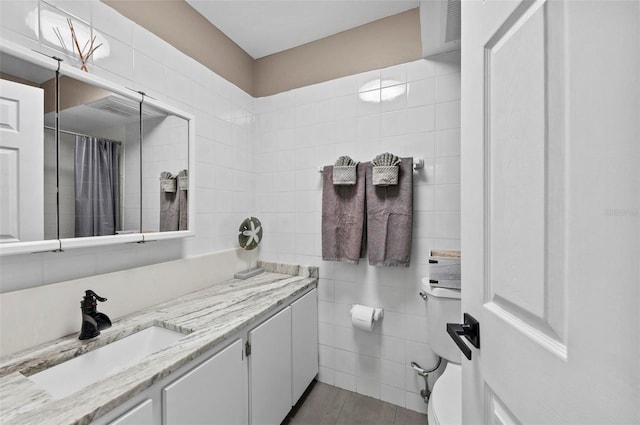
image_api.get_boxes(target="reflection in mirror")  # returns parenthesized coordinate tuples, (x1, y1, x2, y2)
(0, 51, 54, 242)
(141, 104, 189, 233)
(53, 75, 141, 238)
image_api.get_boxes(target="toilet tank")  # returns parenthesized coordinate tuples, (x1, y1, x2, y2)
(422, 278, 462, 364)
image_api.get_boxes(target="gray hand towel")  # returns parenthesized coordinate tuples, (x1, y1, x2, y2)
(321, 163, 367, 264)
(366, 157, 413, 267)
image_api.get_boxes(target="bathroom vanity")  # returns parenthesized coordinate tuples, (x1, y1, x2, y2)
(0, 263, 318, 425)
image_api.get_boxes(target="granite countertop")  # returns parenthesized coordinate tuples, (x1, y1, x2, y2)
(0, 262, 318, 425)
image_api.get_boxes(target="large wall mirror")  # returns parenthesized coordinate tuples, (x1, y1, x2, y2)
(0, 49, 57, 245)
(0, 41, 194, 256)
(142, 105, 190, 234)
(55, 75, 142, 239)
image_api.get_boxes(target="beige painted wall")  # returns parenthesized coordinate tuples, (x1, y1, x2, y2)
(100, 1, 423, 97)
(254, 8, 422, 97)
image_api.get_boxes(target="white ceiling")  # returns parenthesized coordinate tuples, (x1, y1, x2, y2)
(186, 0, 419, 59)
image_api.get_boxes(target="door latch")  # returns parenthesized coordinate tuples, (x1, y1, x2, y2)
(447, 313, 480, 360)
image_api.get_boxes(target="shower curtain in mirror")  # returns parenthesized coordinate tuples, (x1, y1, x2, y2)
(74, 136, 121, 237)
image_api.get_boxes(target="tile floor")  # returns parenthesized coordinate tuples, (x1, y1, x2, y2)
(283, 381, 428, 425)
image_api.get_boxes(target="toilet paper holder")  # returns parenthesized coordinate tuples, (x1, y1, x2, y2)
(350, 304, 384, 331)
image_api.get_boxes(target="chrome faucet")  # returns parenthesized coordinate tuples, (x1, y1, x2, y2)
(79, 290, 112, 340)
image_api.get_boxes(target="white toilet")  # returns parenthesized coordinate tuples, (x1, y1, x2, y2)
(422, 280, 462, 425)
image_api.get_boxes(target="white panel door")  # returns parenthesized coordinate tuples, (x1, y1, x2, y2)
(249, 307, 292, 425)
(291, 289, 318, 404)
(163, 339, 245, 425)
(461, 0, 639, 423)
(0, 79, 44, 242)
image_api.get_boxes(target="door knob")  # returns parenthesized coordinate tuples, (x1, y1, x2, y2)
(447, 313, 480, 360)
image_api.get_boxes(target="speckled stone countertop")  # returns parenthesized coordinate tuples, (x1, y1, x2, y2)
(0, 262, 317, 425)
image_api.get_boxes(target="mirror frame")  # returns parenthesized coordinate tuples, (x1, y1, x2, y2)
(0, 38, 195, 256)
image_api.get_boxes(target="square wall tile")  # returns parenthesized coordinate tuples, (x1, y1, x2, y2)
(435, 129, 461, 157)
(381, 359, 406, 388)
(434, 212, 461, 239)
(357, 376, 381, 399)
(406, 59, 435, 81)
(319, 344, 335, 369)
(381, 63, 407, 86)
(380, 110, 406, 138)
(0, 0, 38, 41)
(334, 349, 357, 375)
(334, 371, 357, 392)
(434, 184, 461, 212)
(435, 101, 461, 130)
(436, 72, 461, 103)
(91, 1, 133, 44)
(407, 77, 436, 108)
(356, 92, 381, 116)
(318, 367, 335, 385)
(133, 51, 164, 93)
(380, 335, 406, 364)
(406, 105, 435, 134)
(381, 385, 406, 407)
(435, 156, 461, 185)
(334, 94, 357, 118)
(318, 300, 335, 324)
(318, 322, 335, 345)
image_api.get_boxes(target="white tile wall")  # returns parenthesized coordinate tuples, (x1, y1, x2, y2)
(1, 0, 461, 414)
(255, 52, 461, 413)
(0, 0, 256, 291)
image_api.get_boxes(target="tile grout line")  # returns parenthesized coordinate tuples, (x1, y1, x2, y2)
(333, 390, 350, 425)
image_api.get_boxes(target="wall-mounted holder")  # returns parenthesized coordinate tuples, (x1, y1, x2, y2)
(350, 304, 383, 331)
(317, 158, 425, 174)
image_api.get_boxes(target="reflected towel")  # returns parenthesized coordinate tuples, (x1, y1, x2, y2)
(178, 169, 188, 231)
(160, 172, 179, 231)
(160, 191, 179, 231)
(366, 157, 413, 267)
(321, 163, 366, 264)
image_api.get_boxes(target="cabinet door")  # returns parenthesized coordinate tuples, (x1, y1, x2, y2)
(163, 339, 244, 425)
(291, 289, 318, 404)
(249, 307, 292, 425)
(109, 399, 153, 425)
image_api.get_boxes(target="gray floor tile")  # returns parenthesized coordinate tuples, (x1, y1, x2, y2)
(283, 381, 428, 425)
(393, 406, 428, 425)
(336, 392, 397, 425)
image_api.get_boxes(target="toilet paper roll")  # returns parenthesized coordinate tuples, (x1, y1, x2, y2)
(350, 304, 383, 331)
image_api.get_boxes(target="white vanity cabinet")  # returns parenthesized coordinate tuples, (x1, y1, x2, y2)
(109, 399, 153, 425)
(249, 288, 319, 425)
(163, 339, 245, 425)
(292, 289, 319, 402)
(249, 307, 292, 425)
(96, 288, 317, 425)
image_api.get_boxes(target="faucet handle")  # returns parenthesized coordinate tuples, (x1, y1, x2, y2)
(85, 290, 107, 302)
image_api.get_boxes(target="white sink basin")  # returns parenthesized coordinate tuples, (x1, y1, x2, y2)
(26, 326, 185, 399)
